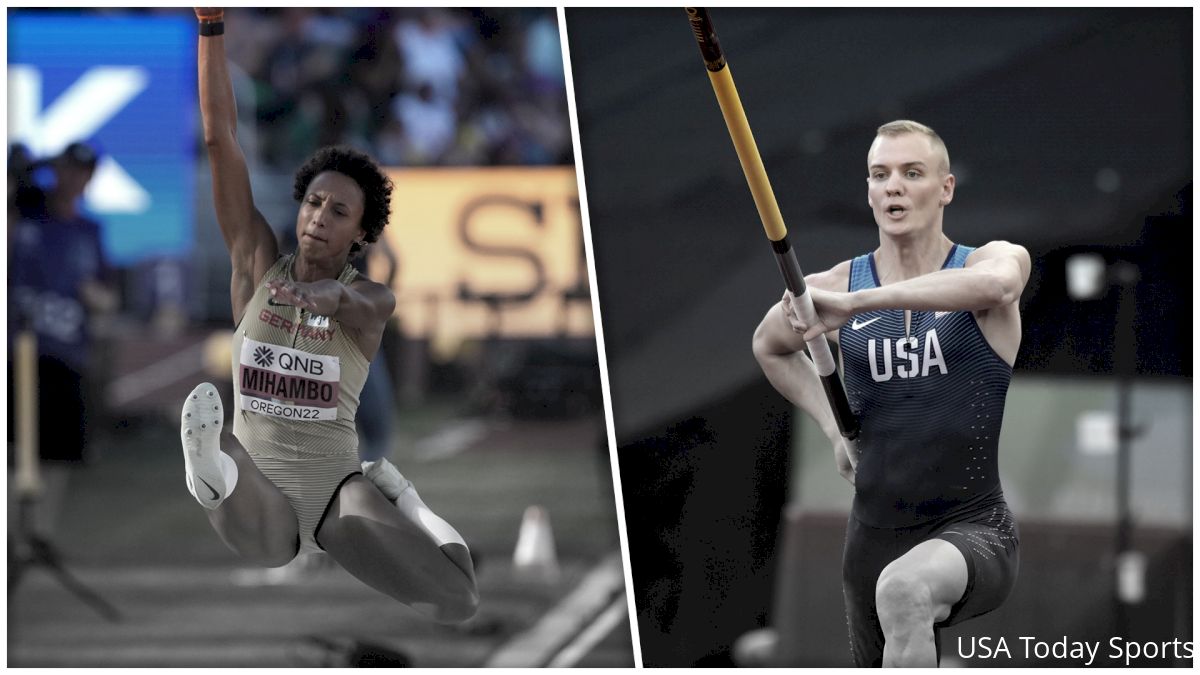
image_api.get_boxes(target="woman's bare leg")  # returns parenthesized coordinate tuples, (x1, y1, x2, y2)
(181, 383, 299, 567)
(316, 476, 478, 623)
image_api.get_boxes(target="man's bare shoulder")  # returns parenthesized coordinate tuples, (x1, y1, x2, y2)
(806, 259, 854, 293)
(965, 240, 1030, 264)
(965, 240, 1032, 287)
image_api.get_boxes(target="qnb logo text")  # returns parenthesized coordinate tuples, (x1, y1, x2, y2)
(252, 345, 275, 368)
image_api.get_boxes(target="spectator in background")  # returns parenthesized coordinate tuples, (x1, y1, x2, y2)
(522, 10, 565, 92)
(8, 141, 117, 536)
(392, 9, 466, 105)
(7, 142, 43, 255)
(389, 81, 458, 164)
(515, 10, 573, 165)
(8, 144, 41, 244)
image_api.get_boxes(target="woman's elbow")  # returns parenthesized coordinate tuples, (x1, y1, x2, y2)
(201, 133, 225, 152)
(201, 124, 236, 150)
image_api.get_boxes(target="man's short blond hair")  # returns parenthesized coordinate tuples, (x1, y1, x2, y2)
(873, 120, 951, 175)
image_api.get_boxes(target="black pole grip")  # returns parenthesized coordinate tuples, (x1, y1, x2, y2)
(685, 7, 726, 71)
(771, 237, 807, 296)
(772, 236, 860, 441)
(821, 373, 860, 441)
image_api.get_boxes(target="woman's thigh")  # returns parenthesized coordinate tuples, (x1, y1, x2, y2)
(206, 433, 300, 567)
(316, 476, 477, 621)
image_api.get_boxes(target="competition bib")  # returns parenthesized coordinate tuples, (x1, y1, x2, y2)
(238, 337, 340, 421)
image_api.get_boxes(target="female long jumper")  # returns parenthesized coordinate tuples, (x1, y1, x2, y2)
(180, 7, 477, 623)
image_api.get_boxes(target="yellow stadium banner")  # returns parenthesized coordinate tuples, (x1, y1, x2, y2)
(377, 167, 593, 361)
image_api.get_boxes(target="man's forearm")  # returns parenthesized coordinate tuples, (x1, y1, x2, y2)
(776, 353, 841, 439)
(851, 265, 1017, 314)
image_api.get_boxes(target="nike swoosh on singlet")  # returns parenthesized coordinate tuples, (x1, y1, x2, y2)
(267, 298, 288, 307)
(851, 316, 881, 330)
(198, 476, 221, 501)
(935, 311, 951, 318)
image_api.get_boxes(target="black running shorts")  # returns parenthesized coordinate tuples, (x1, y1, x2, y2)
(841, 493, 1019, 667)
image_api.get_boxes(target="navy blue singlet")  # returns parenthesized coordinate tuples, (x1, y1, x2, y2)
(841, 244, 1013, 528)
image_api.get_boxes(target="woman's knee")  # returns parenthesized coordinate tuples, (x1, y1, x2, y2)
(213, 528, 297, 568)
(414, 543, 479, 623)
(247, 540, 299, 568)
(212, 512, 298, 567)
(431, 578, 479, 624)
(257, 521, 301, 567)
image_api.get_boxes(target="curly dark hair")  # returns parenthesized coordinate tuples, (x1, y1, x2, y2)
(292, 146, 393, 257)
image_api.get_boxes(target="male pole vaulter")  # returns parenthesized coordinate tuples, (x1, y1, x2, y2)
(753, 120, 1029, 667)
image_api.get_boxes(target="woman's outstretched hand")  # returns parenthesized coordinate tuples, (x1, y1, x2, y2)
(265, 278, 341, 317)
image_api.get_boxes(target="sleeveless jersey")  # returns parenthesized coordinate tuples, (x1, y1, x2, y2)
(841, 244, 1013, 527)
(231, 255, 370, 459)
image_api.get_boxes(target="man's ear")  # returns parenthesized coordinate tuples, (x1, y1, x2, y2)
(940, 173, 956, 206)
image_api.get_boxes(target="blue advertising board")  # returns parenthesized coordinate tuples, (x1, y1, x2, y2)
(8, 12, 196, 265)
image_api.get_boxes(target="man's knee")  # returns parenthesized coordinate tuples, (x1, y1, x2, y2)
(875, 569, 935, 630)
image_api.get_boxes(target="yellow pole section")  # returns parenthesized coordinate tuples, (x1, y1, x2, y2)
(707, 66, 788, 242)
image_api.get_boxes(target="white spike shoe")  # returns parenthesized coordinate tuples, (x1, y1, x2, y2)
(182, 382, 236, 509)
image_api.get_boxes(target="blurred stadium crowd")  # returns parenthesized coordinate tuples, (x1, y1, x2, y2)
(221, 7, 571, 168)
